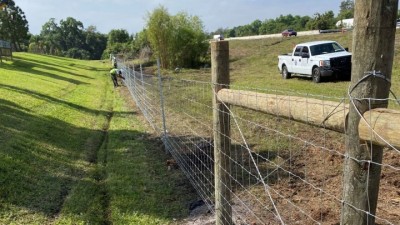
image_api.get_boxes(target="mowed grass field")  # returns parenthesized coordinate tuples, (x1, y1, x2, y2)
(0, 53, 196, 224)
(175, 31, 400, 101)
(1, 31, 399, 225)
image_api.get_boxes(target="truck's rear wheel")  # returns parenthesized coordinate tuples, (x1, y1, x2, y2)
(312, 67, 322, 83)
(282, 65, 291, 79)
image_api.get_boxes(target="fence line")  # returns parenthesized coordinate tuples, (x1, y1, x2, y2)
(117, 59, 400, 224)
(0, 39, 12, 62)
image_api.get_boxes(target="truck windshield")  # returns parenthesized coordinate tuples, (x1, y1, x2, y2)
(310, 42, 345, 56)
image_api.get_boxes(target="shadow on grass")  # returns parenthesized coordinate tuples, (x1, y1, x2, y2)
(70, 63, 110, 72)
(0, 98, 96, 216)
(12, 55, 80, 72)
(0, 84, 134, 117)
(2, 59, 90, 85)
(0, 98, 197, 223)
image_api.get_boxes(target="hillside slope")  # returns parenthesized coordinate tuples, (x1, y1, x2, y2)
(0, 53, 196, 224)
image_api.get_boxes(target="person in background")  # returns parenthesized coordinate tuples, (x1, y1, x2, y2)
(109, 68, 119, 88)
(112, 56, 117, 68)
(117, 69, 125, 86)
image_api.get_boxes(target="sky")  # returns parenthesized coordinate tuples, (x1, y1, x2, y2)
(16, 0, 345, 35)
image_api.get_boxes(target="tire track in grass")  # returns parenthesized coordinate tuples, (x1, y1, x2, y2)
(95, 79, 113, 225)
(54, 79, 114, 224)
(96, 110, 113, 225)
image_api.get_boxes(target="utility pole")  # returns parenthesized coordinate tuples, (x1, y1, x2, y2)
(341, 1, 398, 225)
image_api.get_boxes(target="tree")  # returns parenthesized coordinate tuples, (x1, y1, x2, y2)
(40, 18, 62, 55)
(83, 26, 107, 60)
(146, 6, 172, 68)
(33, 18, 106, 59)
(131, 29, 150, 56)
(146, 6, 208, 69)
(107, 29, 130, 45)
(338, 0, 355, 19)
(306, 11, 336, 30)
(29, 34, 45, 54)
(59, 17, 84, 51)
(0, 0, 29, 51)
(102, 29, 132, 59)
(169, 12, 208, 68)
(250, 19, 262, 35)
(64, 48, 90, 59)
(234, 24, 255, 37)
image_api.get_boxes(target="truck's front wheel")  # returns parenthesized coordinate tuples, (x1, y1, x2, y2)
(282, 65, 291, 79)
(312, 67, 322, 83)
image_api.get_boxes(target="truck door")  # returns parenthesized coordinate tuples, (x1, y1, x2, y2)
(299, 46, 310, 74)
(291, 46, 302, 73)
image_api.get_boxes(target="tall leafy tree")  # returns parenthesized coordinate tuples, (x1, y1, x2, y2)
(306, 11, 336, 30)
(0, 0, 29, 51)
(107, 29, 130, 45)
(28, 34, 45, 54)
(59, 17, 84, 51)
(127, 29, 151, 60)
(83, 25, 107, 60)
(338, 0, 354, 19)
(131, 29, 149, 54)
(146, 6, 208, 69)
(34, 18, 106, 59)
(146, 6, 172, 68)
(169, 12, 208, 68)
(40, 18, 62, 55)
(219, 14, 311, 36)
(102, 29, 131, 59)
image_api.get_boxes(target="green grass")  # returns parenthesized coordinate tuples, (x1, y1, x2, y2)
(2, 31, 399, 224)
(0, 53, 197, 224)
(172, 31, 399, 102)
(160, 31, 400, 169)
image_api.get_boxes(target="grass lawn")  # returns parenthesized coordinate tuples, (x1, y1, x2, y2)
(0, 53, 197, 224)
(171, 31, 400, 102)
(1, 30, 399, 224)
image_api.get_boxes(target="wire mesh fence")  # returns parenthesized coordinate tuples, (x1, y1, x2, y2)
(118, 60, 400, 225)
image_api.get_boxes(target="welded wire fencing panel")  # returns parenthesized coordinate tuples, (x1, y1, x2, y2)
(121, 65, 161, 133)
(121, 62, 216, 211)
(119, 61, 400, 225)
(218, 89, 349, 225)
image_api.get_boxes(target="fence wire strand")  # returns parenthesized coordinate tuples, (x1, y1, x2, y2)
(119, 61, 400, 225)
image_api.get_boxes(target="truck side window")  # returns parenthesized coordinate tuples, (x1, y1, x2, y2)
(301, 47, 309, 57)
(293, 46, 302, 56)
(302, 47, 309, 54)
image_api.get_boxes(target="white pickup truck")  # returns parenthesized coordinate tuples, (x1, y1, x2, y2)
(277, 40, 351, 83)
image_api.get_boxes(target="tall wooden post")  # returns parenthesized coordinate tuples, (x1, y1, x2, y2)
(341, 1, 398, 225)
(211, 40, 232, 225)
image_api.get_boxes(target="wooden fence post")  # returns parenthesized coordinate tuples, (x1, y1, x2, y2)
(211, 40, 232, 225)
(341, 1, 398, 224)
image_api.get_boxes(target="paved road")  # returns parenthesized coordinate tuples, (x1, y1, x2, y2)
(225, 30, 321, 41)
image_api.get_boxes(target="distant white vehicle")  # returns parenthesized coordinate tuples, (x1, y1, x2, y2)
(213, 34, 224, 41)
(336, 18, 354, 29)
